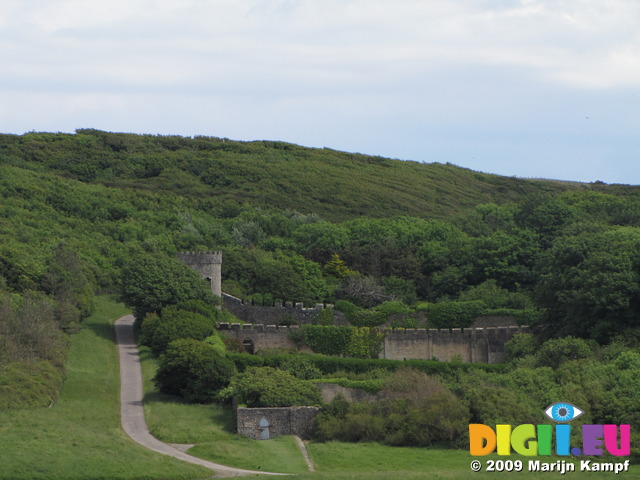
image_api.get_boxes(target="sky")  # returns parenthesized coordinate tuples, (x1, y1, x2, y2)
(1, 0, 639, 184)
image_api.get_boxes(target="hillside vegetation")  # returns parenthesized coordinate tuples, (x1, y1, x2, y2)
(2, 129, 640, 411)
(3, 129, 636, 221)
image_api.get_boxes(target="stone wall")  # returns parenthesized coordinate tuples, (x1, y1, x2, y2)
(219, 323, 299, 351)
(382, 326, 528, 363)
(223, 293, 348, 326)
(236, 406, 320, 440)
(217, 323, 529, 364)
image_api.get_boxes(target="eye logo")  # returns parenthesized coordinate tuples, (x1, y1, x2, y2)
(544, 402, 584, 423)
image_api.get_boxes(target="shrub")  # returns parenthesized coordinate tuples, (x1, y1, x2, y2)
(226, 352, 265, 372)
(203, 333, 227, 354)
(376, 300, 412, 316)
(154, 339, 236, 403)
(348, 310, 387, 327)
(214, 309, 242, 324)
(454, 370, 539, 426)
(315, 369, 470, 447)
(149, 308, 216, 354)
(425, 301, 487, 328)
(221, 336, 246, 353)
(334, 300, 362, 315)
(458, 280, 532, 309)
(345, 327, 384, 359)
(243, 352, 507, 378)
(120, 254, 217, 320)
(484, 308, 542, 325)
(504, 333, 537, 360)
(277, 356, 323, 380)
(317, 378, 384, 394)
(0, 361, 65, 409)
(535, 336, 595, 369)
(301, 326, 353, 355)
(170, 299, 219, 319)
(139, 313, 161, 348)
(317, 307, 334, 326)
(390, 317, 418, 329)
(229, 367, 321, 407)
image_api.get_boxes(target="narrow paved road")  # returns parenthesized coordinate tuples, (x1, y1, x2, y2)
(115, 314, 286, 478)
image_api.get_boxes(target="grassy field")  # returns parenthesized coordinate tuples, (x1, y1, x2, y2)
(0, 296, 212, 480)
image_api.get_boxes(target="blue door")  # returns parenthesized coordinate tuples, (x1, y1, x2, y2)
(259, 418, 270, 440)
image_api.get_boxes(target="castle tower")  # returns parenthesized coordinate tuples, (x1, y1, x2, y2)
(177, 251, 222, 297)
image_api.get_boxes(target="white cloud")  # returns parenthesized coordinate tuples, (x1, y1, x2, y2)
(1, 0, 639, 183)
(2, 0, 639, 94)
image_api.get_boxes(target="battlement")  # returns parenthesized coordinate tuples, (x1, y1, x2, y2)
(387, 325, 528, 336)
(177, 251, 222, 263)
(222, 293, 347, 326)
(217, 323, 528, 336)
(223, 293, 333, 310)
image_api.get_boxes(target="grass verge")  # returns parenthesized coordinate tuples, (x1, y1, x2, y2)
(0, 296, 212, 480)
(304, 442, 640, 479)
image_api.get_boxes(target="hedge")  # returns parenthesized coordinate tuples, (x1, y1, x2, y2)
(425, 301, 487, 328)
(227, 352, 508, 378)
(483, 308, 542, 325)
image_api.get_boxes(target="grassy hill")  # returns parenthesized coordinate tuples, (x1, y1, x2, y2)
(3, 129, 637, 222)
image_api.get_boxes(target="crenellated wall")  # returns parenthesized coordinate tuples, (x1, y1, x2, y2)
(217, 323, 529, 364)
(222, 293, 349, 326)
(383, 326, 529, 363)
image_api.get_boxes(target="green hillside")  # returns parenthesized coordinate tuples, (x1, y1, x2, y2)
(3, 129, 636, 222)
(2, 128, 640, 416)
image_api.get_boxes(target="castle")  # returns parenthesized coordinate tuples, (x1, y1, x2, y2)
(179, 251, 526, 364)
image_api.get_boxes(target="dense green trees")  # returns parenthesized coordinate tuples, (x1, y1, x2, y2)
(4, 130, 640, 351)
(154, 339, 236, 403)
(120, 254, 219, 320)
(534, 226, 640, 341)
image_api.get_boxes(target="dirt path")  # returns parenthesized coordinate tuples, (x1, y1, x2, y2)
(294, 436, 315, 472)
(115, 314, 286, 478)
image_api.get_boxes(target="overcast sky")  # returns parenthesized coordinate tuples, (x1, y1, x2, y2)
(1, 0, 639, 184)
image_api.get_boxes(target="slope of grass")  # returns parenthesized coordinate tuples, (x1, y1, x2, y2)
(0, 296, 212, 480)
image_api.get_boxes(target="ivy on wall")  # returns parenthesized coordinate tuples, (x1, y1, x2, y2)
(300, 325, 383, 359)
